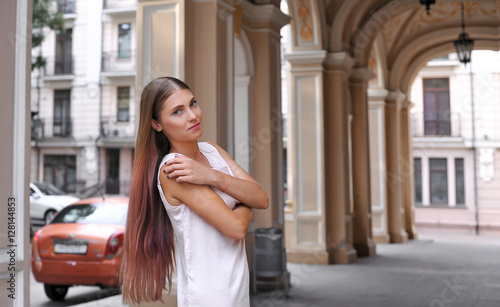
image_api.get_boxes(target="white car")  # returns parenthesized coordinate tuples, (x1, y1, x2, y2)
(30, 182, 80, 224)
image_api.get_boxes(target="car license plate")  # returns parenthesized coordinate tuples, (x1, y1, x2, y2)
(54, 243, 88, 254)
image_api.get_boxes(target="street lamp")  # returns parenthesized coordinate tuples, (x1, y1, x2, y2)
(454, 3, 474, 64)
(420, 0, 435, 15)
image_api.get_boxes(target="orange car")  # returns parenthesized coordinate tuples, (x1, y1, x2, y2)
(31, 196, 128, 301)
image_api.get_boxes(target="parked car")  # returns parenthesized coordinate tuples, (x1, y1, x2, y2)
(31, 196, 129, 301)
(30, 182, 80, 224)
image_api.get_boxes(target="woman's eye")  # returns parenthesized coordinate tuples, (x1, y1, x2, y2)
(190, 100, 197, 107)
(173, 109, 181, 115)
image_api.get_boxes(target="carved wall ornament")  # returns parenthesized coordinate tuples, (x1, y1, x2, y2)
(293, 0, 314, 44)
(479, 147, 495, 182)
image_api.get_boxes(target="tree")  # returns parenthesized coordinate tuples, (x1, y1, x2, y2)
(32, 0, 64, 71)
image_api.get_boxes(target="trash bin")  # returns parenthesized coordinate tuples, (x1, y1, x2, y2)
(252, 227, 288, 294)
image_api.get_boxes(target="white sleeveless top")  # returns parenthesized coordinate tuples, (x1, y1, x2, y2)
(157, 142, 250, 307)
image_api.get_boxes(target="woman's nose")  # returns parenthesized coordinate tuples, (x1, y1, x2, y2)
(187, 109, 197, 120)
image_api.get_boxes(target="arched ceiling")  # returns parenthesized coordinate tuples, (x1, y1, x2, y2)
(286, 0, 499, 92)
(327, 0, 499, 91)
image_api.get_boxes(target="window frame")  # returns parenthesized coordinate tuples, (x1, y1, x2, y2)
(117, 86, 130, 122)
(423, 78, 451, 136)
(118, 23, 131, 59)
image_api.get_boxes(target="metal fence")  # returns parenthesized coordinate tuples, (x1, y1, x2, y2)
(411, 111, 462, 137)
(32, 117, 73, 139)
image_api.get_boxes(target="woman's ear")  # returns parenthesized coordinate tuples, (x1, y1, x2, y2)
(151, 119, 161, 132)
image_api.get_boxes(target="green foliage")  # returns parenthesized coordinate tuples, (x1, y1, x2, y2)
(32, 0, 64, 71)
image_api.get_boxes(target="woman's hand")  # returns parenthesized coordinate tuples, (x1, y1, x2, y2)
(162, 155, 216, 186)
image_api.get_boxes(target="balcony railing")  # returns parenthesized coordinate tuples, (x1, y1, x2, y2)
(412, 111, 461, 137)
(57, 0, 75, 14)
(100, 116, 135, 138)
(103, 0, 137, 10)
(102, 50, 136, 73)
(39, 55, 73, 76)
(31, 117, 73, 139)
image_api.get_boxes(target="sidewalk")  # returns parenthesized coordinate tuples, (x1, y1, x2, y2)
(72, 233, 500, 307)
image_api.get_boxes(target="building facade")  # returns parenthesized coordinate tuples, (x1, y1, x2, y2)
(410, 51, 500, 236)
(30, 0, 136, 197)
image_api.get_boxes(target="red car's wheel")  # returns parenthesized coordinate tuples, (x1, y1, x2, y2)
(44, 284, 69, 301)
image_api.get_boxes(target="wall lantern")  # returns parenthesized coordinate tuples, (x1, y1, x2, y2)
(420, 0, 435, 15)
(453, 3, 474, 64)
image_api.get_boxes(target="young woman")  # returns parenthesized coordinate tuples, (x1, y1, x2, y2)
(120, 77, 269, 306)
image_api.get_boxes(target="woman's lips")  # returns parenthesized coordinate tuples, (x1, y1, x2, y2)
(189, 123, 201, 130)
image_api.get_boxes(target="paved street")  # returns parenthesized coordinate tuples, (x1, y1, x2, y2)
(251, 232, 500, 307)
(29, 232, 500, 307)
(30, 269, 120, 307)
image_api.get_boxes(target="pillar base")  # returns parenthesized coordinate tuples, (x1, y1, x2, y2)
(287, 249, 330, 265)
(353, 241, 377, 257)
(330, 246, 357, 264)
(406, 227, 418, 239)
(287, 245, 357, 264)
(390, 231, 409, 243)
(373, 234, 390, 244)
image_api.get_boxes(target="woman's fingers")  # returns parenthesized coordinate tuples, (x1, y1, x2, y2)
(162, 156, 213, 185)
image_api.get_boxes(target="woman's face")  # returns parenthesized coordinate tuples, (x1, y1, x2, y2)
(152, 88, 203, 143)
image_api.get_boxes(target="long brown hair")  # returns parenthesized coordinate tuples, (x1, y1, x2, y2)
(120, 77, 190, 303)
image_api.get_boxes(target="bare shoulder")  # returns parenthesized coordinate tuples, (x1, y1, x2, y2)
(159, 164, 182, 206)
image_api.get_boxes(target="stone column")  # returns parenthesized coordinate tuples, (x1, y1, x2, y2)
(0, 0, 32, 305)
(368, 89, 390, 243)
(241, 1, 290, 229)
(137, 0, 235, 150)
(322, 52, 357, 264)
(385, 91, 408, 243)
(401, 100, 418, 239)
(349, 68, 376, 256)
(284, 50, 329, 264)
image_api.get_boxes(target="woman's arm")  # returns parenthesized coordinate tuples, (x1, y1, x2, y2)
(164, 143, 269, 209)
(160, 164, 252, 240)
(207, 142, 269, 209)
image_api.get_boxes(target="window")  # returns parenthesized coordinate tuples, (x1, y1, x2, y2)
(423, 78, 450, 136)
(52, 203, 128, 226)
(414, 158, 422, 204)
(455, 158, 465, 205)
(429, 158, 448, 205)
(118, 23, 131, 58)
(106, 149, 120, 194)
(55, 29, 73, 74)
(44, 155, 77, 193)
(57, 0, 75, 14)
(53, 90, 71, 137)
(117, 87, 130, 122)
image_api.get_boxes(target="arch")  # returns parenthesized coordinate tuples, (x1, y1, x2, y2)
(351, 0, 498, 66)
(329, 0, 365, 51)
(389, 26, 498, 91)
(234, 29, 254, 172)
(351, 0, 419, 65)
(400, 40, 498, 94)
(235, 29, 254, 77)
(368, 34, 389, 89)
